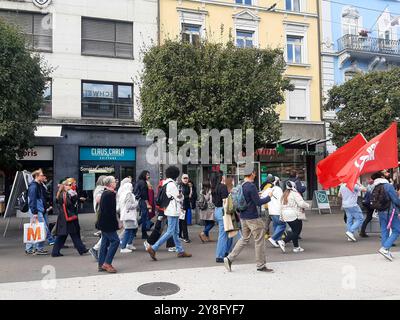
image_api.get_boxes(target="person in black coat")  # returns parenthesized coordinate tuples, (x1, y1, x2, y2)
(51, 178, 88, 257)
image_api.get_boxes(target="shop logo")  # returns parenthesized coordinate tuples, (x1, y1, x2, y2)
(146, 121, 255, 173)
(33, 0, 52, 8)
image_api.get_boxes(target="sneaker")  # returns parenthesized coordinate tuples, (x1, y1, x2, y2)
(216, 258, 224, 263)
(346, 231, 357, 242)
(268, 237, 279, 248)
(182, 238, 191, 243)
(257, 267, 274, 273)
(34, 249, 49, 255)
(120, 248, 133, 253)
(277, 240, 286, 253)
(89, 248, 99, 261)
(126, 244, 136, 251)
(25, 250, 35, 255)
(293, 247, 305, 253)
(94, 231, 101, 237)
(143, 241, 150, 250)
(379, 247, 393, 261)
(49, 241, 55, 246)
(168, 247, 177, 252)
(223, 257, 232, 272)
(359, 233, 369, 238)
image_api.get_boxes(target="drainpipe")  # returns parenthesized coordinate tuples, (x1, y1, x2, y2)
(157, 0, 161, 45)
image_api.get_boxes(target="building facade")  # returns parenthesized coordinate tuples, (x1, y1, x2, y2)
(0, 0, 158, 211)
(321, 0, 400, 154)
(160, 0, 325, 199)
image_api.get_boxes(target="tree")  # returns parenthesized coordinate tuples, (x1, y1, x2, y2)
(139, 40, 292, 148)
(0, 19, 48, 168)
(324, 68, 400, 148)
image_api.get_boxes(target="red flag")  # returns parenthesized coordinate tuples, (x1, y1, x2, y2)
(317, 133, 367, 189)
(337, 122, 398, 191)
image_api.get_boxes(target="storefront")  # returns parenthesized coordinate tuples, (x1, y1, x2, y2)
(79, 146, 136, 212)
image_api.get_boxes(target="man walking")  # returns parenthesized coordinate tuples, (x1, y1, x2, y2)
(339, 183, 366, 242)
(224, 169, 273, 272)
(26, 169, 53, 255)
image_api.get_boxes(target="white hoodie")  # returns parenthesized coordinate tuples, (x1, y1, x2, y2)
(118, 181, 138, 222)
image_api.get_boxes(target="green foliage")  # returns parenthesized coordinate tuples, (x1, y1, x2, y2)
(0, 19, 48, 168)
(324, 68, 400, 147)
(139, 40, 292, 147)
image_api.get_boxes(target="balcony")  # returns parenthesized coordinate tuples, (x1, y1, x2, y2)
(337, 34, 400, 56)
(81, 102, 133, 120)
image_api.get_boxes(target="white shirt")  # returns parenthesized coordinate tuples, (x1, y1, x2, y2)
(268, 186, 283, 216)
(164, 178, 183, 217)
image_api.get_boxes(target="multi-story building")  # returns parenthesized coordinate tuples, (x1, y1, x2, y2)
(0, 0, 158, 211)
(321, 0, 400, 153)
(160, 0, 325, 199)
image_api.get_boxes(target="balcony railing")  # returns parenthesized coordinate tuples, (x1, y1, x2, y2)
(337, 34, 400, 56)
(82, 102, 133, 119)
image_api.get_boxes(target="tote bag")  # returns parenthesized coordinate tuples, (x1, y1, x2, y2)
(24, 219, 46, 244)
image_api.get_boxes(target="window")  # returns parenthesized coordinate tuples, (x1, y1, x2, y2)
(82, 18, 133, 58)
(182, 24, 201, 45)
(236, 30, 254, 48)
(286, 0, 301, 12)
(344, 71, 357, 81)
(236, 0, 252, 5)
(82, 82, 133, 119)
(39, 80, 52, 117)
(342, 7, 360, 36)
(287, 35, 303, 63)
(0, 10, 52, 51)
(288, 87, 308, 120)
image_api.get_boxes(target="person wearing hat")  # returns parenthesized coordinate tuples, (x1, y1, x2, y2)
(277, 180, 309, 253)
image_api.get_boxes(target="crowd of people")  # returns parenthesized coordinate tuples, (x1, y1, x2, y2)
(24, 166, 399, 274)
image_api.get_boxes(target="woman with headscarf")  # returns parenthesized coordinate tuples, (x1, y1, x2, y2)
(51, 178, 88, 257)
(119, 177, 138, 253)
(277, 180, 309, 254)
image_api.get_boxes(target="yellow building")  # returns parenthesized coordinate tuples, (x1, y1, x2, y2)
(159, 0, 326, 197)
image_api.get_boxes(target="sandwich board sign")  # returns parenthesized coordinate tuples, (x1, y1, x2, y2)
(312, 190, 331, 214)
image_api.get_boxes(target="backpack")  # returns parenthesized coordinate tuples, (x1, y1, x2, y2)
(370, 184, 391, 211)
(156, 181, 173, 209)
(231, 182, 249, 212)
(17, 190, 29, 213)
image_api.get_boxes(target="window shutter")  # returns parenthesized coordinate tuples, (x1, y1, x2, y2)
(33, 14, 52, 50)
(289, 88, 307, 118)
(116, 22, 133, 57)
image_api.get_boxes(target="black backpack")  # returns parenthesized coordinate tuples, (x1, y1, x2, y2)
(156, 181, 173, 209)
(370, 184, 391, 211)
(17, 190, 29, 213)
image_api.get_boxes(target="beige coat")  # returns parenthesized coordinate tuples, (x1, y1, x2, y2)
(199, 191, 215, 221)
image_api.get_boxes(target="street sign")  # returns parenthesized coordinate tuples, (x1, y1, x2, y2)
(312, 190, 331, 214)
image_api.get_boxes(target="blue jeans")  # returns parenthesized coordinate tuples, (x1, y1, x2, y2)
(344, 206, 364, 233)
(25, 211, 54, 252)
(270, 215, 286, 241)
(203, 220, 215, 237)
(139, 199, 149, 237)
(214, 207, 233, 259)
(99, 231, 120, 266)
(120, 228, 136, 249)
(152, 216, 183, 253)
(379, 211, 400, 249)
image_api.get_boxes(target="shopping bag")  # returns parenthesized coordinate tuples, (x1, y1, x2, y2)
(23, 219, 46, 244)
(223, 210, 235, 232)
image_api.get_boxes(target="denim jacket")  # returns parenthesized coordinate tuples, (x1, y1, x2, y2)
(28, 181, 46, 215)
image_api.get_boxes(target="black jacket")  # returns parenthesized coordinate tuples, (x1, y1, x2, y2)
(55, 191, 81, 236)
(134, 180, 148, 201)
(96, 190, 119, 232)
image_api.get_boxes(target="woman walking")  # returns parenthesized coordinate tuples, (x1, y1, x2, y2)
(198, 180, 215, 243)
(212, 171, 232, 263)
(267, 177, 285, 248)
(119, 178, 138, 253)
(134, 170, 151, 239)
(277, 180, 310, 253)
(51, 178, 88, 257)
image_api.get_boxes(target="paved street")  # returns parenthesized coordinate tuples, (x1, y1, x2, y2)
(0, 209, 399, 299)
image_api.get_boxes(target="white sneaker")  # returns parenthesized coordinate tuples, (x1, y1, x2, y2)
(277, 240, 286, 253)
(168, 247, 177, 252)
(293, 247, 305, 253)
(126, 245, 136, 251)
(268, 237, 279, 248)
(346, 231, 357, 242)
(379, 247, 393, 261)
(120, 248, 133, 253)
(143, 241, 149, 250)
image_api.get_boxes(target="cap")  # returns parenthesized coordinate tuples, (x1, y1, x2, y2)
(266, 174, 274, 183)
(182, 174, 189, 179)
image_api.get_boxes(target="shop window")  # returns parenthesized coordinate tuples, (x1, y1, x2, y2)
(0, 10, 52, 52)
(81, 81, 133, 119)
(39, 79, 52, 117)
(236, 30, 254, 48)
(81, 17, 133, 58)
(182, 24, 201, 45)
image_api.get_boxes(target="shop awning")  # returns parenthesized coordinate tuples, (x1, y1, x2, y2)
(271, 138, 331, 146)
(34, 125, 63, 138)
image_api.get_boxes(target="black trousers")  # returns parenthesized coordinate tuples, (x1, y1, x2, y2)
(284, 220, 303, 248)
(360, 207, 374, 235)
(147, 217, 175, 247)
(179, 211, 189, 240)
(52, 233, 87, 255)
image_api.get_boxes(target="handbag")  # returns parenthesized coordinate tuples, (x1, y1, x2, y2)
(63, 192, 78, 222)
(24, 217, 46, 244)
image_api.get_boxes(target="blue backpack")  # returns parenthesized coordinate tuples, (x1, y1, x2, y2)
(231, 182, 249, 212)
